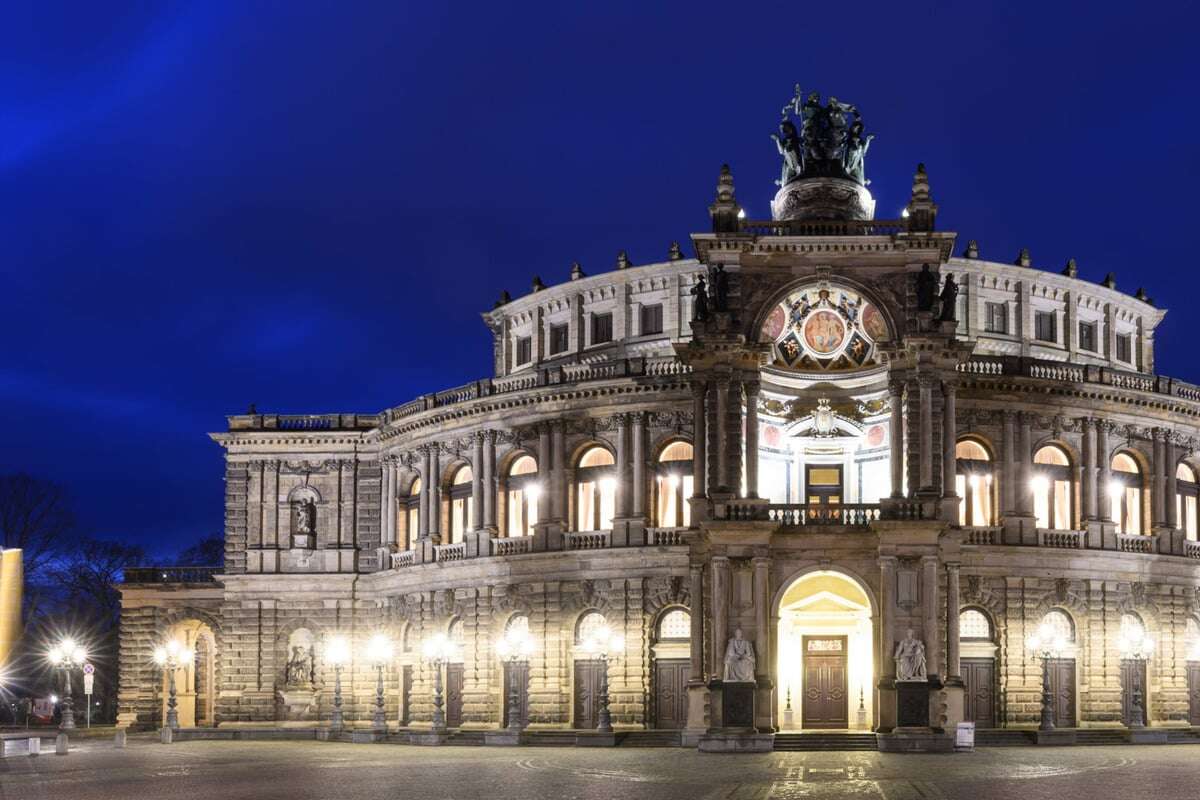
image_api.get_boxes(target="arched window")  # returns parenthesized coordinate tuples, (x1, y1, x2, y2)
(447, 618, 465, 662)
(1110, 453, 1142, 535)
(1033, 445, 1074, 531)
(1185, 619, 1200, 662)
(575, 611, 608, 646)
(506, 614, 529, 637)
(1119, 612, 1145, 641)
(959, 608, 992, 640)
(575, 446, 616, 532)
(402, 478, 421, 550)
(448, 465, 474, 544)
(506, 455, 539, 538)
(655, 441, 694, 528)
(1177, 463, 1198, 541)
(956, 439, 995, 527)
(1040, 609, 1075, 644)
(658, 609, 691, 640)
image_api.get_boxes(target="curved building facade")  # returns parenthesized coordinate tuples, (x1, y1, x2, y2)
(119, 100, 1200, 745)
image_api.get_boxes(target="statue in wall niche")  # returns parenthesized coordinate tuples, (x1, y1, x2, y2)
(915, 264, 937, 313)
(285, 645, 315, 687)
(293, 497, 316, 537)
(713, 264, 730, 312)
(723, 628, 756, 683)
(938, 274, 959, 323)
(893, 629, 927, 682)
(691, 275, 709, 322)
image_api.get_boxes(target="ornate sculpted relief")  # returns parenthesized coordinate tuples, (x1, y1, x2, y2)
(760, 283, 890, 372)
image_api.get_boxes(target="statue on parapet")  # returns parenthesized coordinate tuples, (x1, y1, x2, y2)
(691, 275, 709, 322)
(915, 264, 938, 313)
(712, 264, 730, 312)
(772, 85, 873, 186)
(938, 274, 959, 322)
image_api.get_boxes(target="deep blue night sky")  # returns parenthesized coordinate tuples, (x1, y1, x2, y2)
(2, 2, 1197, 558)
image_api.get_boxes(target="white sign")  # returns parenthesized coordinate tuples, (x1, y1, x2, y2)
(83, 662, 95, 675)
(955, 721, 975, 750)
(83, 673, 94, 695)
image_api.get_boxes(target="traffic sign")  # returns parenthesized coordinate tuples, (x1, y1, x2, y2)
(83, 673, 94, 695)
(83, 662, 95, 675)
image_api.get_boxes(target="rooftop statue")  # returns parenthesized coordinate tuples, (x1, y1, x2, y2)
(771, 85, 873, 187)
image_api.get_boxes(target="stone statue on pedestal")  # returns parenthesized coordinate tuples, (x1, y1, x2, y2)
(691, 276, 709, 322)
(294, 498, 316, 536)
(894, 629, 927, 682)
(938, 274, 959, 322)
(723, 628, 756, 683)
(712, 265, 730, 312)
(915, 264, 937, 312)
(285, 644, 315, 687)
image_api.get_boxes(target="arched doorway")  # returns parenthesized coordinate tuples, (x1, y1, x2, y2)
(775, 570, 874, 731)
(161, 619, 217, 728)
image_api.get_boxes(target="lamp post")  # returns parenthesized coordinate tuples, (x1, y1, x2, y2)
(152, 639, 193, 731)
(365, 633, 394, 733)
(1025, 623, 1066, 732)
(324, 635, 351, 735)
(1118, 628, 1154, 728)
(496, 628, 535, 732)
(49, 638, 88, 731)
(581, 625, 624, 732)
(422, 634, 456, 731)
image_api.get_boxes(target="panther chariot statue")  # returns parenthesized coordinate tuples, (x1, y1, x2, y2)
(769, 84, 877, 223)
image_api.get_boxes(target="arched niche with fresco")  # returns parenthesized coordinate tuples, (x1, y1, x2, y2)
(758, 282, 893, 372)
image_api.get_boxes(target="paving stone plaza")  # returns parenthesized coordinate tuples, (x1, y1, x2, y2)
(6, 739, 1200, 800)
(116, 87, 1200, 753)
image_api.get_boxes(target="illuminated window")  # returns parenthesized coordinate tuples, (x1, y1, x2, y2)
(959, 609, 992, 640)
(506, 614, 529, 637)
(449, 465, 474, 544)
(956, 439, 994, 527)
(1033, 445, 1073, 531)
(1177, 463, 1198, 541)
(655, 440, 694, 528)
(506, 455, 540, 537)
(1041, 610, 1074, 643)
(447, 619, 465, 662)
(658, 609, 691, 640)
(1110, 452, 1142, 535)
(402, 477, 421, 550)
(576, 611, 608, 645)
(576, 447, 616, 531)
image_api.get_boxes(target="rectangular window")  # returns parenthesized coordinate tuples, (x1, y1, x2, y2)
(640, 303, 664, 336)
(984, 302, 1008, 334)
(591, 313, 613, 345)
(1034, 311, 1057, 343)
(515, 336, 532, 365)
(1116, 333, 1132, 363)
(1078, 321, 1098, 352)
(549, 324, 569, 356)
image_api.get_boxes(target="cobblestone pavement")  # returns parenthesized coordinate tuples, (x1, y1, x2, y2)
(4, 740, 1200, 800)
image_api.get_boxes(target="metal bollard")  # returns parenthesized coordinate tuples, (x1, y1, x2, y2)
(55, 733, 68, 755)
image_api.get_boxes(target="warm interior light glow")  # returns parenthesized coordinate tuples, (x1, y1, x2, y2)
(153, 646, 168, 666)
(366, 633, 394, 663)
(1108, 482, 1125, 500)
(599, 477, 616, 492)
(524, 484, 542, 502)
(1031, 476, 1049, 494)
(325, 635, 351, 666)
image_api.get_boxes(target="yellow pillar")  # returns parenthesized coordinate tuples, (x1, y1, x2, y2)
(0, 549, 23, 668)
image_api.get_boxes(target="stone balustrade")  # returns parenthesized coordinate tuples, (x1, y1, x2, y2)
(646, 527, 690, 545)
(1116, 532, 1156, 554)
(962, 526, 1001, 545)
(1184, 539, 1200, 560)
(390, 550, 416, 569)
(433, 542, 467, 562)
(492, 537, 532, 556)
(123, 566, 220, 584)
(1038, 529, 1086, 549)
(563, 531, 611, 550)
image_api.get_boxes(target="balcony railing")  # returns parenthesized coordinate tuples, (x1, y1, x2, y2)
(1037, 529, 1085, 549)
(737, 218, 909, 237)
(492, 537, 532, 556)
(1184, 540, 1200, 560)
(433, 543, 467, 563)
(723, 502, 881, 527)
(563, 531, 611, 550)
(123, 566, 220, 584)
(957, 356, 1200, 401)
(646, 527, 690, 546)
(390, 550, 416, 569)
(962, 526, 1001, 545)
(1116, 532, 1156, 554)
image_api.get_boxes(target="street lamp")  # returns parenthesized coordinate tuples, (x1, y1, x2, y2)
(365, 633, 394, 733)
(152, 639, 193, 731)
(49, 638, 88, 731)
(324, 635, 350, 734)
(496, 628, 535, 732)
(422, 634, 456, 731)
(1118, 628, 1154, 728)
(1025, 623, 1067, 732)
(581, 625, 624, 732)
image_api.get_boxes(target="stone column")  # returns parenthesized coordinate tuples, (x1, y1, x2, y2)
(632, 412, 647, 518)
(1018, 413, 1033, 515)
(428, 445, 441, 541)
(692, 381, 708, 499)
(689, 563, 705, 681)
(483, 431, 497, 532)
(551, 421, 567, 523)
(419, 446, 432, 538)
(919, 376, 934, 490)
(889, 381, 904, 498)
(752, 557, 770, 674)
(1082, 418, 1097, 520)
(946, 563, 961, 680)
(1166, 434, 1178, 528)
(1152, 430, 1166, 528)
(615, 414, 631, 518)
(744, 381, 760, 499)
(715, 375, 730, 492)
(471, 434, 484, 531)
(383, 458, 396, 547)
(921, 556, 941, 680)
(711, 556, 730, 679)
(941, 380, 958, 523)
(1098, 421, 1113, 521)
(728, 380, 744, 498)
(879, 557, 897, 680)
(1001, 411, 1016, 515)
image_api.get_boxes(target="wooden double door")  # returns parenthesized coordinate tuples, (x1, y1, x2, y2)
(962, 658, 996, 728)
(1121, 659, 1147, 726)
(503, 661, 529, 728)
(1188, 662, 1200, 725)
(1046, 658, 1077, 727)
(653, 658, 689, 730)
(802, 636, 848, 729)
(445, 663, 464, 728)
(574, 659, 606, 729)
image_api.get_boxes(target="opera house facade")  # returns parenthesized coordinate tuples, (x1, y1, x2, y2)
(119, 92, 1200, 749)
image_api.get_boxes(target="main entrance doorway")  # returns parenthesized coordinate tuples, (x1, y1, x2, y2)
(777, 570, 874, 731)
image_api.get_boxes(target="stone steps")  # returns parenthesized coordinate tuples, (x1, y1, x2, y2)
(1167, 728, 1200, 744)
(773, 733, 878, 751)
(617, 730, 682, 747)
(524, 731, 581, 747)
(974, 729, 1035, 747)
(1075, 729, 1129, 746)
(445, 729, 485, 746)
